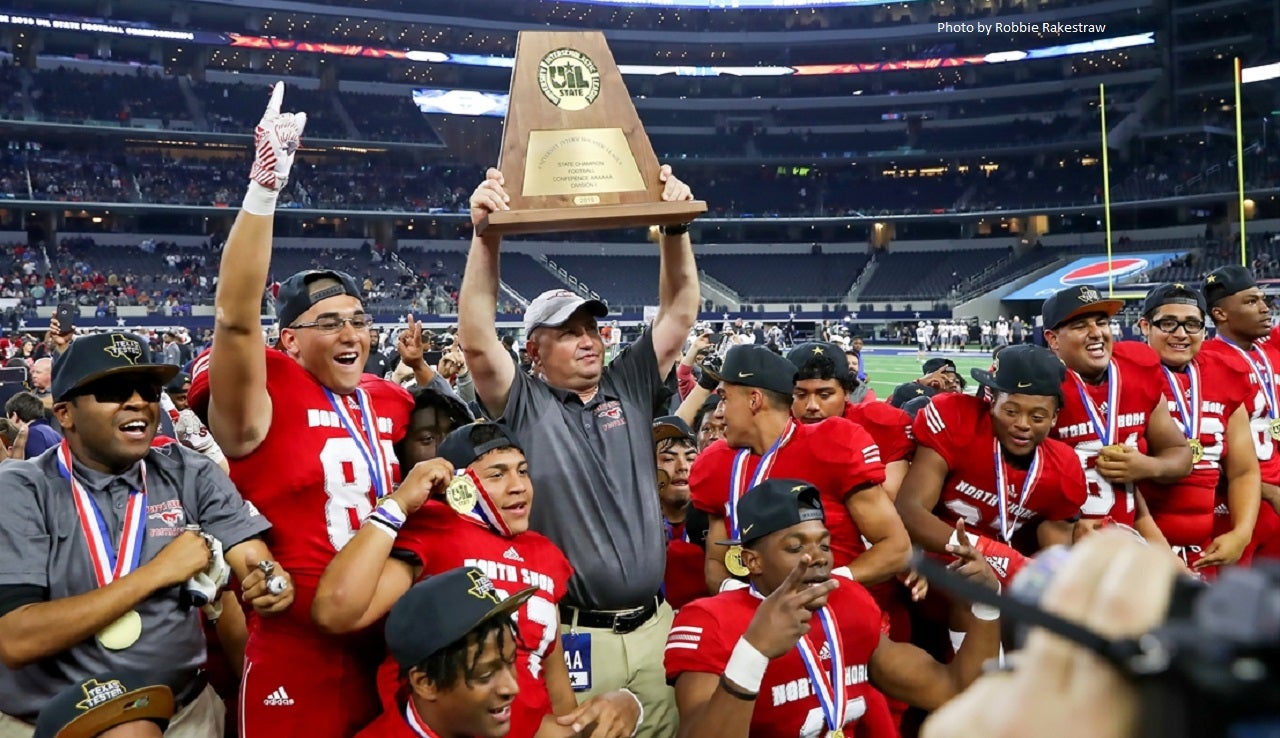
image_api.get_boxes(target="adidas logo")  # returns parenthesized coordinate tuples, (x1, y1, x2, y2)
(986, 556, 1010, 579)
(818, 642, 830, 661)
(264, 687, 295, 707)
(502, 546, 524, 562)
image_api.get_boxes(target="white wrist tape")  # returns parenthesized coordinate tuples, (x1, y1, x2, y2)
(242, 181, 280, 217)
(723, 637, 769, 695)
(970, 602, 1000, 621)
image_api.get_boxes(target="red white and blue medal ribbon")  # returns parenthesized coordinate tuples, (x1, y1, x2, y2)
(727, 418, 797, 538)
(663, 518, 690, 543)
(1160, 363, 1201, 442)
(453, 468, 514, 538)
(795, 606, 847, 734)
(992, 439, 1042, 543)
(324, 388, 394, 503)
(1220, 339, 1279, 419)
(57, 441, 148, 587)
(404, 699, 443, 738)
(1069, 363, 1119, 446)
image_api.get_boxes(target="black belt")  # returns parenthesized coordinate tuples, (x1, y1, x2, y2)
(172, 670, 209, 711)
(559, 594, 663, 635)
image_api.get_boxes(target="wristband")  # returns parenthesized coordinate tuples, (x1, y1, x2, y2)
(371, 499, 406, 531)
(970, 602, 1000, 621)
(367, 516, 398, 540)
(660, 222, 689, 237)
(618, 688, 645, 737)
(718, 675, 758, 702)
(722, 637, 769, 695)
(242, 181, 280, 217)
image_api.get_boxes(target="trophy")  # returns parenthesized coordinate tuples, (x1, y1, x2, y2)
(476, 31, 708, 236)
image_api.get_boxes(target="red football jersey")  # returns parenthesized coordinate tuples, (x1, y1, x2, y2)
(665, 522, 708, 611)
(665, 582, 883, 738)
(1140, 357, 1251, 546)
(914, 393, 1086, 551)
(843, 401, 915, 464)
(1051, 341, 1166, 525)
(189, 348, 413, 587)
(1198, 337, 1280, 486)
(690, 418, 886, 566)
(387, 502, 573, 738)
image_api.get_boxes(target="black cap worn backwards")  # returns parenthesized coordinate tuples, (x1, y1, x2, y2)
(385, 567, 535, 670)
(653, 415, 695, 444)
(51, 333, 180, 402)
(1141, 283, 1208, 318)
(1041, 285, 1124, 331)
(1203, 265, 1257, 308)
(164, 372, 191, 394)
(703, 345, 798, 396)
(722, 479, 825, 547)
(35, 671, 175, 738)
(436, 422, 523, 470)
(786, 342, 850, 381)
(275, 269, 363, 329)
(889, 381, 940, 409)
(970, 344, 1066, 398)
(921, 357, 958, 376)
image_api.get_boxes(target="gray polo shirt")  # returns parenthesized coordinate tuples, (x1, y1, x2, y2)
(0, 443, 270, 719)
(494, 331, 665, 611)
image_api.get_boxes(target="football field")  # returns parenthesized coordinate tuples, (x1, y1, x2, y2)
(860, 346, 996, 398)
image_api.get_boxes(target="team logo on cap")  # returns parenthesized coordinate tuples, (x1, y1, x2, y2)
(104, 334, 144, 364)
(466, 570, 501, 604)
(791, 484, 808, 494)
(76, 678, 126, 711)
(810, 346, 825, 355)
(1077, 287, 1102, 303)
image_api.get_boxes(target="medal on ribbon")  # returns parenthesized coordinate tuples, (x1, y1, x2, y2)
(726, 419, 797, 575)
(795, 606, 847, 737)
(1070, 363, 1120, 447)
(1220, 338, 1280, 438)
(1161, 364, 1203, 464)
(992, 438, 1042, 543)
(445, 468, 513, 537)
(324, 388, 394, 506)
(58, 442, 149, 651)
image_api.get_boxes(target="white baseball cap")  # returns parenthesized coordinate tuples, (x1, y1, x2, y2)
(522, 290, 608, 338)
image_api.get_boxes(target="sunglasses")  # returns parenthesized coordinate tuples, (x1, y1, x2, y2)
(67, 377, 162, 404)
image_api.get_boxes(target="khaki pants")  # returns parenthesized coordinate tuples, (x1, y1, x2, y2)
(560, 601, 677, 738)
(0, 684, 224, 738)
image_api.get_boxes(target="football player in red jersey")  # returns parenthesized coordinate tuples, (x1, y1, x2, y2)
(1136, 283, 1259, 572)
(1199, 265, 1280, 561)
(653, 416, 710, 611)
(187, 83, 417, 737)
(786, 342, 914, 499)
(1039, 286, 1191, 542)
(896, 344, 1088, 585)
(355, 567, 529, 738)
(666, 479, 1000, 738)
(313, 422, 642, 738)
(691, 345, 910, 595)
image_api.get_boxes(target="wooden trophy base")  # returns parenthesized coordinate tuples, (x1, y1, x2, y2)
(478, 199, 706, 236)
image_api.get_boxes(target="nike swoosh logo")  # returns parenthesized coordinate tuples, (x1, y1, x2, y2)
(1017, 381, 1033, 388)
(737, 372, 754, 378)
(742, 524, 754, 536)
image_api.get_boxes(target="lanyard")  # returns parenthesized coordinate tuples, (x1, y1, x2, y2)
(1069, 363, 1119, 445)
(324, 388, 393, 503)
(727, 418, 797, 538)
(992, 438, 1042, 543)
(1160, 363, 1202, 441)
(1219, 338, 1279, 419)
(663, 518, 690, 544)
(58, 441, 148, 588)
(404, 700, 444, 738)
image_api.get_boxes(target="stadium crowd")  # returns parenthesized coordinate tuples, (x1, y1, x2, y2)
(0, 82, 1270, 738)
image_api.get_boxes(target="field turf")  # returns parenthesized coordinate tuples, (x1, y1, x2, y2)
(860, 345, 997, 398)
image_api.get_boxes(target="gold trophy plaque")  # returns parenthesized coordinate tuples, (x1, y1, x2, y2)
(477, 31, 708, 236)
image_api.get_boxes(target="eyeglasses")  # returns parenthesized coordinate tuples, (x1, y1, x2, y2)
(288, 314, 372, 334)
(68, 378, 162, 404)
(1150, 317, 1206, 335)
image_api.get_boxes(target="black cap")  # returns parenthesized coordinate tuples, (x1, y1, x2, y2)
(164, 372, 191, 394)
(970, 344, 1066, 398)
(35, 671, 174, 738)
(722, 479, 825, 546)
(386, 567, 535, 670)
(51, 333, 180, 402)
(276, 270, 363, 329)
(889, 381, 939, 408)
(437, 422, 523, 469)
(900, 395, 933, 419)
(408, 385, 474, 431)
(786, 342, 850, 381)
(1141, 283, 1207, 317)
(1204, 265, 1257, 308)
(703, 345, 797, 396)
(1041, 285, 1124, 330)
(653, 415, 695, 444)
(921, 357, 958, 375)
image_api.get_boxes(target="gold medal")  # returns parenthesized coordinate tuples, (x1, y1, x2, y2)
(1271, 419, 1280, 441)
(828, 731, 845, 738)
(445, 474, 479, 514)
(1189, 438, 1204, 464)
(725, 545, 749, 577)
(1100, 444, 1127, 459)
(97, 610, 142, 650)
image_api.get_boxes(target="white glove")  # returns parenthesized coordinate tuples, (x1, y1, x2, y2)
(243, 81, 307, 215)
(175, 409, 215, 453)
(186, 534, 230, 618)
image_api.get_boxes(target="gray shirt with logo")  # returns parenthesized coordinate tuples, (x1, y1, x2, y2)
(493, 331, 665, 611)
(0, 443, 270, 719)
